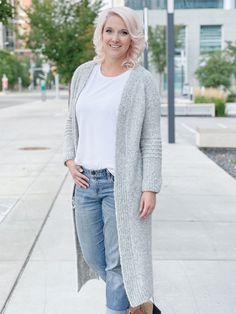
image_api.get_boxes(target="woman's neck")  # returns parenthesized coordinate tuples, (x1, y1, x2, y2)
(101, 59, 128, 76)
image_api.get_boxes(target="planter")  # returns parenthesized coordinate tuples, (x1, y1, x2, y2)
(225, 103, 236, 116)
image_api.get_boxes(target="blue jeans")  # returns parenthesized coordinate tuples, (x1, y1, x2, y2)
(74, 167, 130, 314)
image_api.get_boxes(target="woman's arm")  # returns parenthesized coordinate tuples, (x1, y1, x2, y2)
(139, 73, 162, 219)
(63, 72, 78, 166)
(140, 73, 162, 193)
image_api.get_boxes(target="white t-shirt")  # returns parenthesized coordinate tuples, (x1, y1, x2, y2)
(75, 63, 132, 176)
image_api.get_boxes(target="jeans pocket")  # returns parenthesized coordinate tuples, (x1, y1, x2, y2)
(108, 172, 115, 183)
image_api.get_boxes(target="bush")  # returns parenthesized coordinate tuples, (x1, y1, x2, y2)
(214, 99, 225, 116)
(0, 50, 30, 90)
(194, 95, 213, 103)
(195, 51, 233, 89)
(194, 95, 225, 116)
(226, 93, 236, 103)
(194, 87, 226, 100)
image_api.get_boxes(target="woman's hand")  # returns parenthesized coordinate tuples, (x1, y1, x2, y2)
(66, 160, 89, 188)
(139, 191, 157, 219)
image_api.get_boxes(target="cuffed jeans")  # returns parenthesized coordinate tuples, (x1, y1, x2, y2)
(74, 167, 130, 314)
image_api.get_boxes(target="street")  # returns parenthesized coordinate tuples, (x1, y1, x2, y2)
(0, 90, 68, 109)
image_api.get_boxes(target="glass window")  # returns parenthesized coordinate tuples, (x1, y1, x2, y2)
(175, 26, 186, 55)
(124, 0, 144, 9)
(126, 0, 224, 10)
(163, 69, 184, 92)
(200, 25, 222, 54)
(156, 0, 166, 9)
(3, 26, 14, 50)
(175, 27, 186, 92)
(174, 0, 223, 9)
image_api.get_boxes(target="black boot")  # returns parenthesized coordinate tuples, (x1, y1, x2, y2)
(153, 303, 161, 314)
(129, 302, 161, 314)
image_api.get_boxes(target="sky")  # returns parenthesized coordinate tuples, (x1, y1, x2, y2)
(102, 0, 125, 8)
(102, 0, 111, 8)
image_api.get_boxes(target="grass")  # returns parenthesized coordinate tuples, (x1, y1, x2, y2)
(193, 87, 226, 116)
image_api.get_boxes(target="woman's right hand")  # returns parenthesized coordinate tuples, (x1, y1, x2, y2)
(66, 160, 89, 188)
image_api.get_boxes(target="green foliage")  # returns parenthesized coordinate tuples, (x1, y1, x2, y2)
(225, 41, 236, 77)
(148, 24, 184, 75)
(194, 95, 225, 116)
(214, 99, 225, 116)
(148, 24, 184, 93)
(25, 0, 102, 83)
(148, 25, 166, 75)
(195, 52, 233, 89)
(0, 0, 13, 24)
(226, 93, 236, 103)
(194, 95, 213, 103)
(0, 50, 30, 90)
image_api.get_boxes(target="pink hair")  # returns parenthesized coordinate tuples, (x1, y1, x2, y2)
(93, 7, 145, 68)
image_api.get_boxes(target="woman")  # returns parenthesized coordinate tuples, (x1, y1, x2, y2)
(63, 6, 162, 314)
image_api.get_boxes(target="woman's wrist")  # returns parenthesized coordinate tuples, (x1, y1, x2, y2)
(66, 159, 75, 169)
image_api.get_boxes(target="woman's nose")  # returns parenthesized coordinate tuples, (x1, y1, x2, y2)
(111, 32, 119, 42)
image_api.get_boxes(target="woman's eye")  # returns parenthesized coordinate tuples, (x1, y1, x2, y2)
(106, 29, 112, 33)
(121, 31, 129, 36)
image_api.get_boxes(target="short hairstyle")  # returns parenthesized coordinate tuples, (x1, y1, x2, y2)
(93, 7, 145, 68)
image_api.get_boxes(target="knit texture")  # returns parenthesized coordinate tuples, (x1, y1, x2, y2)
(63, 60, 162, 307)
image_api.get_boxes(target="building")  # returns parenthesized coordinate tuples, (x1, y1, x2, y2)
(0, 0, 17, 51)
(103, 0, 124, 7)
(0, 0, 32, 55)
(14, 0, 32, 55)
(0, 18, 15, 50)
(125, 0, 235, 10)
(111, 0, 124, 5)
(125, 0, 236, 91)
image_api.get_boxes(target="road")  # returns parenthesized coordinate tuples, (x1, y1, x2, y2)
(0, 90, 68, 109)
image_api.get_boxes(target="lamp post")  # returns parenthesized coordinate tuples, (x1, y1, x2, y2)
(167, 0, 175, 143)
(143, 0, 148, 69)
(41, 61, 50, 101)
(180, 49, 184, 95)
(51, 66, 60, 100)
(2, 74, 8, 94)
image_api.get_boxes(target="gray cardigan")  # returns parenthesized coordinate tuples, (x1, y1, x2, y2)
(63, 60, 162, 307)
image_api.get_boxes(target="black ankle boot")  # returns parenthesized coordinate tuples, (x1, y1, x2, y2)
(153, 303, 161, 314)
(129, 302, 161, 314)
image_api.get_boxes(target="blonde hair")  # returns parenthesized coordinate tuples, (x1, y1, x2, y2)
(93, 7, 145, 68)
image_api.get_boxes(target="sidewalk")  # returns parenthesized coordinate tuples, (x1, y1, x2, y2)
(0, 99, 236, 314)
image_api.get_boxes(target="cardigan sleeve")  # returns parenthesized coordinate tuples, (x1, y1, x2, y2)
(140, 74, 162, 193)
(63, 68, 79, 166)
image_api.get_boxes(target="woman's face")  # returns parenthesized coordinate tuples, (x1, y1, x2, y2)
(102, 15, 132, 62)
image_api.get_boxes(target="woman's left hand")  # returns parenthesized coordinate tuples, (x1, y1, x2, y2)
(139, 191, 157, 219)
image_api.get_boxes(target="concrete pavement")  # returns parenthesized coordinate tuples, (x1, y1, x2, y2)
(0, 90, 68, 109)
(0, 98, 236, 314)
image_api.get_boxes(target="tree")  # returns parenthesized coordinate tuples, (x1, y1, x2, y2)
(25, 0, 102, 83)
(0, 50, 30, 90)
(0, 0, 13, 24)
(195, 51, 233, 90)
(148, 25, 166, 76)
(225, 41, 236, 82)
(148, 24, 184, 93)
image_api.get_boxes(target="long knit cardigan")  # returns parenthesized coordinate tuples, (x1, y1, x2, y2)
(63, 60, 162, 307)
